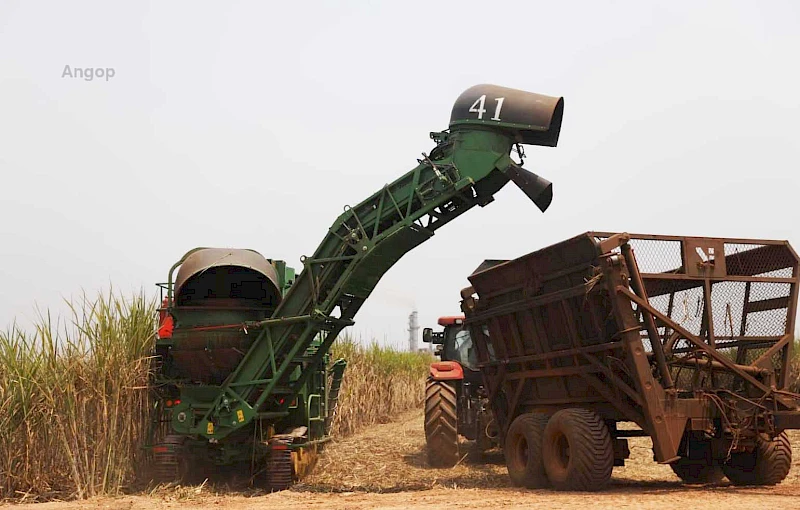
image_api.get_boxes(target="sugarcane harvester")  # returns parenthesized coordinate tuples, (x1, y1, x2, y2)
(147, 84, 565, 490)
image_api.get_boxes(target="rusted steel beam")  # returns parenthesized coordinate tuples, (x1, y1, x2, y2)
(591, 232, 790, 246)
(739, 281, 752, 348)
(507, 313, 526, 356)
(604, 255, 682, 463)
(505, 364, 596, 380)
(743, 296, 791, 314)
(488, 317, 510, 360)
(596, 232, 631, 254)
(725, 244, 797, 277)
(579, 373, 647, 430)
(662, 291, 675, 345)
(750, 334, 793, 371)
(782, 264, 799, 387)
(507, 379, 526, 424)
(642, 273, 796, 284)
(478, 341, 624, 369)
(645, 276, 795, 301)
(671, 358, 769, 377)
(476, 261, 596, 300)
(664, 330, 682, 355)
(712, 335, 783, 342)
(519, 396, 607, 406)
(617, 286, 777, 398)
(488, 363, 508, 402)
(463, 283, 593, 324)
(582, 352, 645, 407)
(703, 280, 716, 349)
(560, 300, 582, 350)
(621, 243, 674, 389)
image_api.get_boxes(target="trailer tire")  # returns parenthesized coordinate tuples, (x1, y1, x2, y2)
(504, 412, 550, 488)
(542, 408, 613, 491)
(424, 377, 459, 467)
(723, 432, 792, 486)
(670, 457, 724, 484)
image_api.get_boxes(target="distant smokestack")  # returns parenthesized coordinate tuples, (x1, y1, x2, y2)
(408, 310, 419, 352)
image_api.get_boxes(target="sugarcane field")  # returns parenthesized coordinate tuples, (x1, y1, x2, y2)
(2, 1, 800, 509)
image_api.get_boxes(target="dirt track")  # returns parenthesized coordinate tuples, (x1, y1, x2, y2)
(5, 410, 800, 509)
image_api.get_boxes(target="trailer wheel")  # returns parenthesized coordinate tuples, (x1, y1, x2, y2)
(424, 377, 459, 467)
(541, 408, 613, 491)
(723, 432, 792, 486)
(504, 412, 550, 488)
(669, 457, 724, 484)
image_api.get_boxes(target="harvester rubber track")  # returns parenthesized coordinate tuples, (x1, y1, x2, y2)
(151, 434, 186, 484)
(265, 441, 294, 492)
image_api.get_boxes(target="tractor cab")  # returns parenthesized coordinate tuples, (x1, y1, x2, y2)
(431, 316, 478, 370)
(423, 315, 492, 385)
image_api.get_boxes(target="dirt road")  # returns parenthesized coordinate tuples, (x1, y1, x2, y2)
(5, 410, 800, 509)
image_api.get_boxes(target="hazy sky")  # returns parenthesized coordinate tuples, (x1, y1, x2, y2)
(1, 1, 799, 347)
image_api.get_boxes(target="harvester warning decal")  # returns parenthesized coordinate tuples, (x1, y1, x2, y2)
(207, 422, 214, 435)
(237, 409, 245, 423)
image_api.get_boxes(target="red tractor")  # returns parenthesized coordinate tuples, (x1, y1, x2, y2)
(422, 315, 498, 466)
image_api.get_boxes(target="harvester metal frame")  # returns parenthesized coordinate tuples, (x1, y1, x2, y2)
(156, 129, 555, 445)
(146, 84, 566, 487)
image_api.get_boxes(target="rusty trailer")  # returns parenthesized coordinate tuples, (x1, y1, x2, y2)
(460, 232, 800, 491)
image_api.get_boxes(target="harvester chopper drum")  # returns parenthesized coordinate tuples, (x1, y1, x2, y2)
(147, 84, 566, 489)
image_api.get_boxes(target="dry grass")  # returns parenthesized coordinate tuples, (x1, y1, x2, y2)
(299, 409, 800, 494)
(299, 409, 509, 492)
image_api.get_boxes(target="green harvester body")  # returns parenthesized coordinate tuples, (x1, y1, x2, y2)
(147, 84, 565, 487)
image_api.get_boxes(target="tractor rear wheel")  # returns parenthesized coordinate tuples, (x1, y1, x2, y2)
(723, 432, 792, 486)
(424, 377, 459, 467)
(504, 412, 550, 488)
(541, 408, 613, 491)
